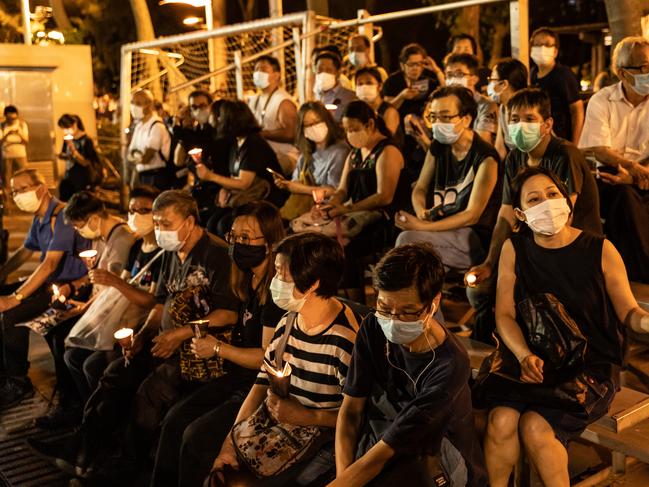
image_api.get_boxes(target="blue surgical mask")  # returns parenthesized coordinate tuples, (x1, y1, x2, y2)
(629, 72, 649, 97)
(376, 314, 424, 344)
(432, 122, 462, 145)
(508, 122, 543, 153)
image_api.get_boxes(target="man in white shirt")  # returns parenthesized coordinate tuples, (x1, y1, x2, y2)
(128, 89, 172, 189)
(247, 55, 299, 175)
(1, 105, 29, 193)
(579, 36, 649, 283)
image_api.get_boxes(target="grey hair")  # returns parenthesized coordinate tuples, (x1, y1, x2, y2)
(153, 190, 198, 220)
(612, 36, 649, 76)
(12, 168, 45, 186)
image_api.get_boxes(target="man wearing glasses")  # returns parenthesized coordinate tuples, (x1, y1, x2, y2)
(394, 86, 500, 273)
(0, 168, 89, 409)
(332, 243, 487, 486)
(579, 36, 649, 284)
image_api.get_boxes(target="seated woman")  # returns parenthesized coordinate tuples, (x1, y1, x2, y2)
(193, 100, 287, 237)
(484, 166, 649, 487)
(57, 114, 101, 201)
(63, 185, 162, 404)
(314, 100, 407, 301)
(150, 201, 286, 487)
(355, 67, 404, 147)
(210, 233, 360, 487)
(272, 101, 349, 221)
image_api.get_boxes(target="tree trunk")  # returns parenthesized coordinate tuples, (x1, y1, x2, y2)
(455, 6, 482, 62)
(128, 0, 161, 99)
(604, 0, 645, 46)
(306, 0, 329, 17)
(49, 0, 72, 30)
(212, 0, 228, 96)
(488, 21, 509, 68)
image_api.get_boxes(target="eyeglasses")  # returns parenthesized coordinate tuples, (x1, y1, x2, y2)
(532, 43, 556, 48)
(426, 113, 460, 123)
(10, 184, 38, 198)
(189, 104, 209, 110)
(623, 64, 649, 74)
(373, 304, 429, 321)
(445, 71, 469, 79)
(128, 208, 152, 215)
(487, 77, 502, 83)
(404, 62, 424, 69)
(225, 231, 265, 246)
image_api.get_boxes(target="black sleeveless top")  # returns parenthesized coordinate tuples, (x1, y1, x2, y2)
(347, 138, 409, 216)
(377, 101, 405, 149)
(511, 231, 625, 383)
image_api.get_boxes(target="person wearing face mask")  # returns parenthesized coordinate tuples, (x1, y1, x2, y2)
(247, 55, 299, 175)
(346, 34, 388, 85)
(395, 86, 500, 274)
(57, 114, 102, 201)
(150, 201, 285, 487)
(0, 169, 89, 410)
(579, 36, 649, 284)
(314, 101, 407, 302)
(488, 58, 529, 160)
(482, 166, 649, 487)
(127, 88, 173, 190)
(332, 243, 487, 487)
(211, 232, 360, 486)
(29, 190, 239, 480)
(529, 27, 584, 144)
(313, 51, 357, 123)
(444, 53, 498, 145)
(354, 67, 403, 147)
(31, 191, 138, 429)
(1, 105, 29, 197)
(273, 102, 349, 220)
(465, 88, 600, 344)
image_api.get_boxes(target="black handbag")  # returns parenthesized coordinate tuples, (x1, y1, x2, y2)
(473, 293, 607, 414)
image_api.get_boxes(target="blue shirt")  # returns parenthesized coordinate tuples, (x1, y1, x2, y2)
(23, 198, 89, 282)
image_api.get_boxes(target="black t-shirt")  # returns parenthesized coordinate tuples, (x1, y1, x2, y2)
(229, 132, 286, 207)
(502, 136, 602, 235)
(344, 315, 488, 486)
(229, 276, 285, 380)
(531, 63, 580, 140)
(427, 133, 501, 246)
(126, 240, 162, 288)
(381, 69, 439, 119)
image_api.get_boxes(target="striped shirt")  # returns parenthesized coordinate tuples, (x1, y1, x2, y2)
(256, 303, 359, 410)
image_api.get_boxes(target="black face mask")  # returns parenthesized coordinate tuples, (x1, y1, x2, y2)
(229, 243, 267, 270)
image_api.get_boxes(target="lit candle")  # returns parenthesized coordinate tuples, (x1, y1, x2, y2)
(466, 273, 477, 286)
(188, 148, 202, 163)
(51, 284, 66, 303)
(63, 134, 74, 141)
(79, 249, 99, 269)
(114, 328, 134, 348)
(325, 104, 338, 111)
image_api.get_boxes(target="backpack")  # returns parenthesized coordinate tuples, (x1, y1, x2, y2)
(149, 120, 186, 186)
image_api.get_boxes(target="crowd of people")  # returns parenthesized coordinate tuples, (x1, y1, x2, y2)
(0, 27, 648, 487)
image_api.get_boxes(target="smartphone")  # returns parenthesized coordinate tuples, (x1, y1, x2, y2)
(411, 79, 429, 93)
(266, 167, 284, 179)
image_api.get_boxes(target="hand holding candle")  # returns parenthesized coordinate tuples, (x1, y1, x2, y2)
(466, 273, 477, 287)
(114, 327, 134, 349)
(79, 249, 99, 269)
(188, 147, 202, 164)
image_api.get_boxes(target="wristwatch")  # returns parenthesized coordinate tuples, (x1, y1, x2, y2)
(13, 292, 24, 302)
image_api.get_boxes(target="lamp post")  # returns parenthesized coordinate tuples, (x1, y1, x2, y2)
(21, 0, 32, 45)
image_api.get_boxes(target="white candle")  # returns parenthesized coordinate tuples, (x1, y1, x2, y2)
(466, 273, 477, 286)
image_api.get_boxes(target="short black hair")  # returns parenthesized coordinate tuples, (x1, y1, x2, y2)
(507, 88, 552, 121)
(188, 90, 212, 103)
(354, 66, 382, 84)
(399, 43, 427, 64)
(313, 44, 343, 59)
(255, 55, 281, 72)
(216, 99, 260, 138)
(275, 233, 344, 298)
(349, 34, 370, 49)
(4, 105, 18, 116)
(343, 100, 392, 139)
(445, 53, 480, 74)
(493, 58, 528, 91)
(315, 51, 342, 71)
(129, 185, 160, 201)
(530, 27, 560, 50)
(64, 190, 106, 223)
(57, 113, 85, 131)
(373, 243, 445, 305)
(448, 33, 477, 55)
(429, 85, 478, 124)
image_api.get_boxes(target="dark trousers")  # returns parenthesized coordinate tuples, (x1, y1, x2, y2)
(138, 168, 175, 192)
(44, 316, 83, 407)
(59, 164, 92, 202)
(0, 282, 51, 379)
(466, 272, 498, 345)
(64, 346, 118, 403)
(152, 374, 251, 487)
(369, 455, 438, 487)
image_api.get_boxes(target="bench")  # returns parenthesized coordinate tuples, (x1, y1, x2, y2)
(459, 336, 649, 485)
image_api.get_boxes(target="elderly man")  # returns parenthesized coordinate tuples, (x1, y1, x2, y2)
(0, 169, 89, 409)
(579, 36, 649, 283)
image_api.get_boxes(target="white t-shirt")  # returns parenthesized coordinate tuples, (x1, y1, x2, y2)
(128, 116, 171, 173)
(579, 82, 649, 162)
(1, 120, 28, 159)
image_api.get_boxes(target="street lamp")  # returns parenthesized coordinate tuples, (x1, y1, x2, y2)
(183, 16, 203, 27)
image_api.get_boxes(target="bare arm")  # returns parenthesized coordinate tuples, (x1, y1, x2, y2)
(214, 325, 274, 370)
(0, 246, 34, 283)
(109, 277, 157, 309)
(349, 145, 403, 212)
(328, 156, 353, 206)
(16, 250, 64, 298)
(329, 440, 395, 487)
(569, 100, 585, 145)
(412, 150, 435, 219)
(483, 205, 515, 268)
(335, 395, 367, 475)
(174, 143, 187, 167)
(494, 124, 507, 161)
(260, 99, 297, 143)
(383, 106, 400, 137)
(206, 169, 256, 191)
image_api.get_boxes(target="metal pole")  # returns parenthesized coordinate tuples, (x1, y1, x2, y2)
(205, 2, 216, 92)
(234, 50, 244, 100)
(303, 10, 316, 102)
(21, 0, 32, 45)
(119, 48, 133, 210)
(292, 27, 305, 104)
(269, 0, 286, 90)
(510, 0, 529, 69)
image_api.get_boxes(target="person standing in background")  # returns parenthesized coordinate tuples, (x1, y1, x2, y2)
(1, 106, 29, 195)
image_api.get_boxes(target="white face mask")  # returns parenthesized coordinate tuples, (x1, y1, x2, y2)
(521, 198, 570, 236)
(78, 216, 102, 240)
(191, 109, 210, 125)
(347, 129, 370, 149)
(628, 72, 649, 96)
(487, 81, 502, 103)
(130, 103, 144, 121)
(253, 71, 270, 89)
(446, 76, 469, 88)
(531, 46, 556, 67)
(270, 276, 307, 312)
(431, 121, 462, 145)
(128, 212, 155, 236)
(355, 84, 379, 103)
(13, 189, 42, 213)
(349, 51, 368, 68)
(304, 122, 329, 144)
(155, 220, 189, 252)
(315, 72, 337, 93)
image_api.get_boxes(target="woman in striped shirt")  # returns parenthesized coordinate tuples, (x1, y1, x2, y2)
(211, 233, 360, 486)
